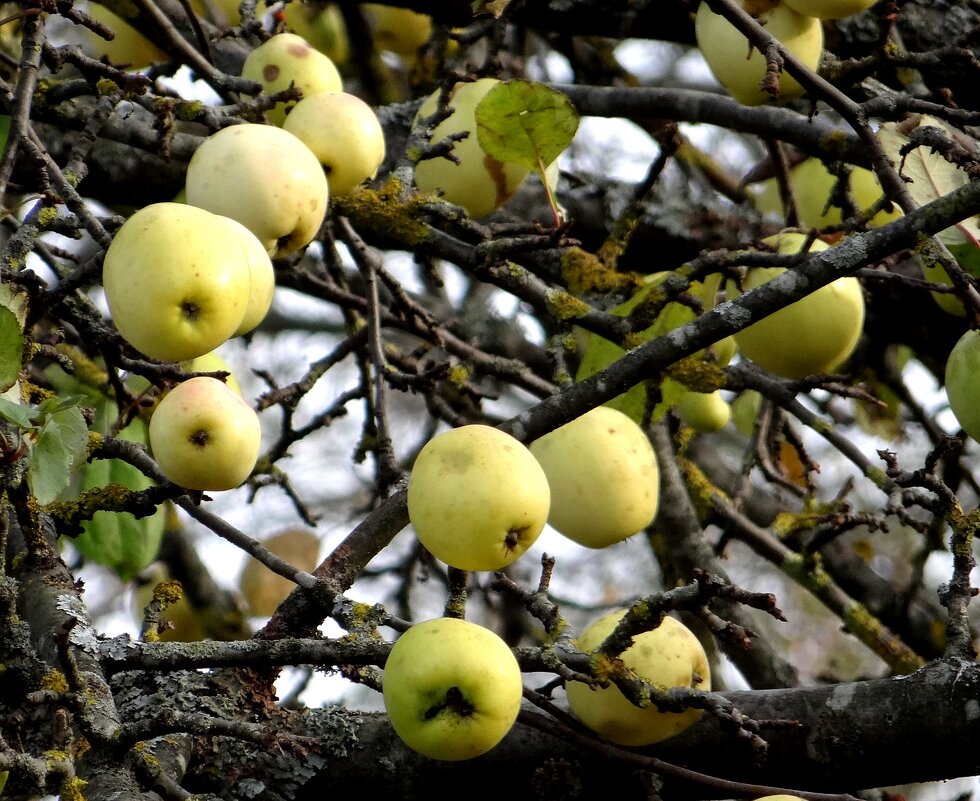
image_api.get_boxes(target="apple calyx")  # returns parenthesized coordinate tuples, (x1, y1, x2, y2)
(424, 686, 475, 720)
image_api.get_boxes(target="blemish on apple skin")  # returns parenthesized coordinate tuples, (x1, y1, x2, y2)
(263, 64, 280, 81)
(287, 42, 311, 58)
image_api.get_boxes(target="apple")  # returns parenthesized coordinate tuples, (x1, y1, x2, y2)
(565, 610, 711, 746)
(921, 261, 967, 317)
(210, 215, 276, 336)
(382, 617, 523, 761)
(753, 797, 807, 801)
(148, 376, 262, 491)
(406, 424, 550, 571)
(283, 1, 350, 65)
(133, 563, 208, 642)
(576, 273, 736, 424)
(240, 32, 343, 126)
(282, 91, 386, 197)
(102, 203, 252, 362)
(694, 0, 823, 105)
(781, 0, 877, 19)
(728, 231, 865, 379)
(674, 389, 732, 433)
(752, 158, 902, 229)
(63, 2, 167, 69)
(944, 329, 980, 442)
(181, 348, 242, 397)
(529, 406, 659, 549)
(363, 3, 433, 60)
(238, 527, 321, 617)
(413, 78, 532, 219)
(184, 123, 330, 258)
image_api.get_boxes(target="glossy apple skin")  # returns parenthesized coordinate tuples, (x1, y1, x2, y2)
(240, 32, 343, 126)
(148, 377, 262, 491)
(406, 425, 550, 571)
(730, 232, 865, 379)
(565, 611, 711, 746)
(945, 330, 980, 442)
(382, 617, 523, 761)
(209, 215, 276, 336)
(413, 78, 531, 219)
(282, 91, 386, 197)
(782, 0, 876, 18)
(102, 203, 251, 363)
(530, 407, 659, 549)
(185, 123, 329, 258)
(694, 0, 823, 105)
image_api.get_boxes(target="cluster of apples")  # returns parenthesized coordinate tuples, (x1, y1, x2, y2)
(102, 31, 387, 492)
(382, 606, 711, 761)
(406, 406, 660, 569)
(694, 0, 878, 106)
(380, 407, 711, 760)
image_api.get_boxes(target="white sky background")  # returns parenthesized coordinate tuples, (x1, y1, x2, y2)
(45, 28, 980, 801)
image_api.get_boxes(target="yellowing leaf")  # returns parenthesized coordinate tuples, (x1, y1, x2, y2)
(877, 116, 980, 245)
(475, 79, 578, 173)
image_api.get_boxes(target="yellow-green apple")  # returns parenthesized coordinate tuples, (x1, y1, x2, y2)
(382, 617, 523, 760)
(753, 797, 807, 801)
(565, 610, 711, 746)
(148, 376, 262, 491)
(781, 0, 876, 18)
(944, 329, 980, 442)
(674, 389, 732, 432)
(211, 215, 276, 336)
(576, 273, 735, 424)
(529, 406, 659, 549)
(413, 78, 531, 219)
(65, 2, 167, 69)
(752, 158, 902, 229)
(283, 1, 350, 64)
(694, 0, 823, 105)
(184, 123, 329, 258)
(102, 203, 251, 362)
(406, 424, 550, 571)
(728, 231, 865, 379)
(363, 3, 433, 59)
(133, 563, 208, 642)
(240, 32, 343, 125)
(180, 349, 242, 397)
(238, 527, 321, 616)
(921, 261, 967, 317)
(282, 91, 386, 196)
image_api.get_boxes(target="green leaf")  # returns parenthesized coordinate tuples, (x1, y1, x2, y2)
(28, 418, 75, 505)
(47, 404, 90, 472)
(0, 115, 10, 155)
(949, 241, 980, 278)
(0, 306, 21, 394)
(475, 79, 579, 173)
(72, 456, 165, 582)
(0, 396, 36, 428)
